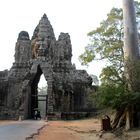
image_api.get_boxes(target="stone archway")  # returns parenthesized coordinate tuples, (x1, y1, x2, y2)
(0, 14, 92, 120)
(30, 65, 48, 119)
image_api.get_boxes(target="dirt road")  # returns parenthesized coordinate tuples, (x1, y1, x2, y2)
(1, 119, 140, 140)
(33, 119, 101, 140)
(32, 118, 140, 140)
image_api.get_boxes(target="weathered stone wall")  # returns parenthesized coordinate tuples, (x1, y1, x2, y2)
(0, 70, 9, 119)
(0, 14, 92, 119)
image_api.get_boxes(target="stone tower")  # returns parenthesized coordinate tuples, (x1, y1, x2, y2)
(0, 14, 92, 119)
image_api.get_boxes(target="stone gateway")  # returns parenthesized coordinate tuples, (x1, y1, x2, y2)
(0, 14, 92, 119)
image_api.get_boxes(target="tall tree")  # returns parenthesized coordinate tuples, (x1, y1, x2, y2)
(79, 1, 140, 129)
(79, 1, 140, 85)
(123, 0, 139, 60)
(123, 0, 139, 130)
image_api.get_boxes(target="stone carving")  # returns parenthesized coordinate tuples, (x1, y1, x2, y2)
(0, 14, 92, 119)
(15, 31, 31, 63)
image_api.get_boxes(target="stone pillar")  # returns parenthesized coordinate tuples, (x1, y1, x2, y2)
(70, 92, 74, 111)
(47, 80, 54, 113)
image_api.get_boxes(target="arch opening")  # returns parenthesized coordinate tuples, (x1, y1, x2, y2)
(38, 75, 48, 119)
(30, 65, 48, 119)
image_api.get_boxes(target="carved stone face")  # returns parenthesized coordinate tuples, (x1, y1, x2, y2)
(18, 31, 30, 41)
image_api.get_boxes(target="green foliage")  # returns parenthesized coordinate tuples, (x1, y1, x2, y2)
(95, 84, 124, 109)
(79, 7, 125, 85)
(79, 48, 95, 65)
(79, 7, 124, 65)
(79, 2, 140, 110)
(95, 84, 140, 110)
(126, 59, 140, 92)
(79, 2, 140, 84)
(100, 66, 124, 85)
(86, 87, 97, 109)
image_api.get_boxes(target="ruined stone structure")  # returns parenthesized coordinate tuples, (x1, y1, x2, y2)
(0, 14, 92, 119)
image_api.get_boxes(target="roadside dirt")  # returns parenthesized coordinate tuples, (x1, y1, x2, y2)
(0, 120, 17, 125)
(32, 118, 101, 140)
(32, 118, 140, 140)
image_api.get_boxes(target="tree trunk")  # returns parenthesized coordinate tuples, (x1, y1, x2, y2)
(123, 0, 139, 60)
(116, 110, 126, 128)
(125, 109, 130, 130)
(121, 0, 139, 129)
(112, 108, 125, 129)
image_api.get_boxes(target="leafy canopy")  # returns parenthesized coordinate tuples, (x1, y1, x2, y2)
(79, 7, 124, 85)
(79, 1, 140, 109)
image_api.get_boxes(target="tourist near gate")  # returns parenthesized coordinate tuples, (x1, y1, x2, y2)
(0, 14, 92, 120)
